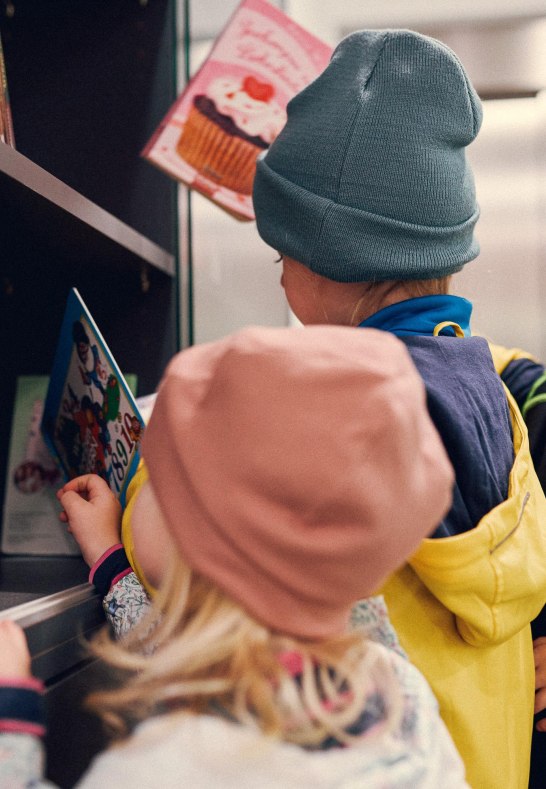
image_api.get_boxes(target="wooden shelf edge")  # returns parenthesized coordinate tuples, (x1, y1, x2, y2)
(0, 142, 175, 277)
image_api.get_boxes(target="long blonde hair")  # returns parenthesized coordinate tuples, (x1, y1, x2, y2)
(86, 553, 402, 747)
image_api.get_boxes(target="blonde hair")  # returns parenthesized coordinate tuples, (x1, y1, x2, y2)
(348, 276, 452, 325)
(400, 276, 452, 298)
(86, 553, 402, 748)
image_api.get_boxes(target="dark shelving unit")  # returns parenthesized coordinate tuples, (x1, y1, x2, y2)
(0, 2, 180, 784)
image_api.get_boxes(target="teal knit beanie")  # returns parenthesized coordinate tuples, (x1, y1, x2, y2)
(253, 29, 483, 282)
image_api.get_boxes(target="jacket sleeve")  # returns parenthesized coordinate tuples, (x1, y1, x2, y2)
(102, 571, 152, 640)
(488, 345, 546, 617)
(488, 340, 545, 406)
(88, 544, 152, 640)
(488, 342, 537, 373)
(409, 385, 546, 647)
(0, 678, 55, 788)
(0, 732, 55, 788)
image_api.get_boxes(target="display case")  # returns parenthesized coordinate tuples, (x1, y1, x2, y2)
(0, 1, 179, 784)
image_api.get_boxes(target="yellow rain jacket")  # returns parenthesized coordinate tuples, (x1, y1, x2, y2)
(382, 349, 546, 789)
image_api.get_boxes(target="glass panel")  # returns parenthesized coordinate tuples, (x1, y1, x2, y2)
(180, 0, 289, 346)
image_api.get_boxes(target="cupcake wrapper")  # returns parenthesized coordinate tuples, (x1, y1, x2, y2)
(177, 106, 262, 195)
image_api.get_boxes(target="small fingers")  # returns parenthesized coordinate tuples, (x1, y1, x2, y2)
(59, 488, 90, 517)
(0, 619, 25, 641)
(0, 620, 32, 678)
(57, 474, 112, 501)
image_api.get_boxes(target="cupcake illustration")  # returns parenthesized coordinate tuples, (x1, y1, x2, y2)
(177, 75, 286, 195)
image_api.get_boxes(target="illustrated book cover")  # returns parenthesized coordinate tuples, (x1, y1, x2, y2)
(142, 0, 332, 220)
(41, 288, 144, 510)
(0, 30, 15, 147)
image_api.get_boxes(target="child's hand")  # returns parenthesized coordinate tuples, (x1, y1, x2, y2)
(57, 474, 122, 567)
(534, 636, 546, 731)
(0, 620, 32, 679)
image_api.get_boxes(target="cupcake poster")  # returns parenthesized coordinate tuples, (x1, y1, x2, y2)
(142, 0, 332, 221)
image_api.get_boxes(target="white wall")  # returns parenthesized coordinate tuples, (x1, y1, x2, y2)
(456, 94, 546, 359)
(286, 0, 546, 42)
(191, 192, 289, 344)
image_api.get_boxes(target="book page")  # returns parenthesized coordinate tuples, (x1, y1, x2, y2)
(1, 377, 79, 555)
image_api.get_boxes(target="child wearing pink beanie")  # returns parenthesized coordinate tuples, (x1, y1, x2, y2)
(0, 325, 468, 787)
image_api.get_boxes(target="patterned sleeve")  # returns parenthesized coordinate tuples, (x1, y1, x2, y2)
(87, 544, 152, 640)
(0, 733, 55, 788)
(350, 595, 408, 658)
(0, 677, 55, 788)
(103, 570, 152, 640)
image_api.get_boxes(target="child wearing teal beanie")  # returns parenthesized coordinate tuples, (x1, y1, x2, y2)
(253, 28, 546, 789)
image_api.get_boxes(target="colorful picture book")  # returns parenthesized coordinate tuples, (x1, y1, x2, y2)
(0, 30, 15, 147)
(41, 288, 144, 509)
(142, 0, 332, 220)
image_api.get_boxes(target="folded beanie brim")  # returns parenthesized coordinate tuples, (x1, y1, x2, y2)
(254, 157, 480, 282)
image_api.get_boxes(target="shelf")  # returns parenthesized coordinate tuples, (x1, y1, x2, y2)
(2, 570, 103, 682)
(0, 143, 175, 277)
(0, 2, 179, 780)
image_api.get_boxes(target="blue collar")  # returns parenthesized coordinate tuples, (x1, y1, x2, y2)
(358, 295, 473, 337)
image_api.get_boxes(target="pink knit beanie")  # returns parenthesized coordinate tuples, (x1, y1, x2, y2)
(142, 325, 453, 638)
